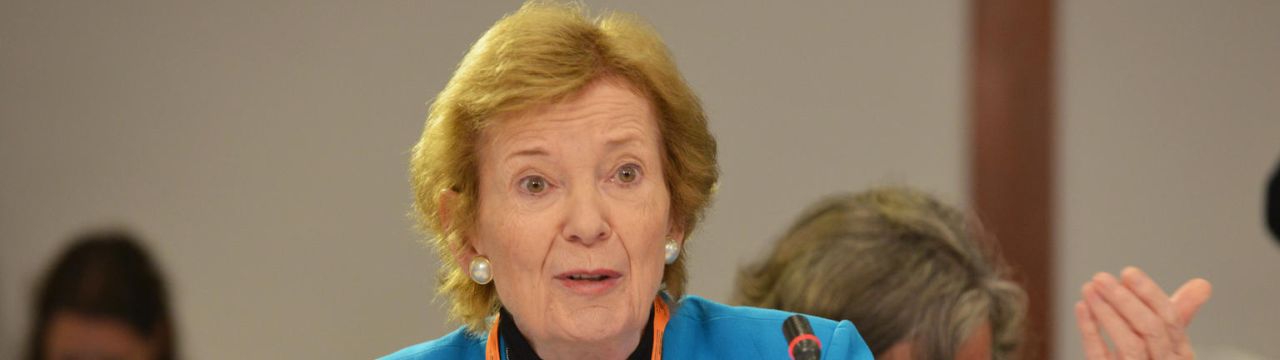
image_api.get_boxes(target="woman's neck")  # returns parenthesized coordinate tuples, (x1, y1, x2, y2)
(530, 333, 642, 360)
(499, 307, 654, 360)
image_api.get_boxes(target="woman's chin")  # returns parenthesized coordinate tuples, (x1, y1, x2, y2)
(554, 307, 634, 342)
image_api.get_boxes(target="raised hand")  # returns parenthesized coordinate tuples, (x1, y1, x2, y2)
(1074, 267, 1212, 360)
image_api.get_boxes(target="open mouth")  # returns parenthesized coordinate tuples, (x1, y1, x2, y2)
(554, 269, 623, 295)
(567, 274, 610, 281)
(554, 269, 622, 281)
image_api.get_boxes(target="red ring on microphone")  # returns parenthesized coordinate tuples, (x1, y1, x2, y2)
(787, 333, 821, 360)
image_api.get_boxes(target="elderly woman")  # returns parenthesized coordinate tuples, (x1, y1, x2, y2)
(383, 2, 872, 359)
(735, 187, 1213, 360)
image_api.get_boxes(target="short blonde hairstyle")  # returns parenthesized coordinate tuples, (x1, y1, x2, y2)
(410, 1, 717, 333)
(734, 187, 1026, 359)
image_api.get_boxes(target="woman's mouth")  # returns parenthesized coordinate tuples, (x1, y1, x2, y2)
(554, 269, 623, 296)
(566, 274, 609, 280)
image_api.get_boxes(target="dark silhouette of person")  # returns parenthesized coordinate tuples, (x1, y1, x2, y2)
(26, 229, 178, 360)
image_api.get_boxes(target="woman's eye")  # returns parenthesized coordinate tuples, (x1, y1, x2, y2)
(519, 175, 549, 194)
(616, 164, 640, 184)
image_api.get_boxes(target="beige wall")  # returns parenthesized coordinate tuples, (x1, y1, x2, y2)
(0, 1, 965, 358)
(1056, 1, 1280, 359)
(7, 1, 1277, 359)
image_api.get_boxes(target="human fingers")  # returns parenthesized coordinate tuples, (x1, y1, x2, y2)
(1121, 267, 1202, 358)
(1075, 299, 1113, 360)
(1094, 272, 1176, 358)
(1119, 267, 1178, 325)
(1170, 278, 1213, 327)
(1083, 281, 1148, 360)
(1169, 278, 1212, 358)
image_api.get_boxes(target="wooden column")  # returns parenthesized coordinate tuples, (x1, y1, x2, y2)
(970, 0, 1055, 358)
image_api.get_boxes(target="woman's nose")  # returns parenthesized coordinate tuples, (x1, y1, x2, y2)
(562, 187, 612, 246)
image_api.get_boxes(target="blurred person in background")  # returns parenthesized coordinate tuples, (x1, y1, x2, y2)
(25, 229, 177, 360)
(735, 187, 1025, 359)
(736, 186, 1212, 359)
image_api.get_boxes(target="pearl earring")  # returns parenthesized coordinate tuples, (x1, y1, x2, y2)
(664, 239, 680, 264)
(469, 256, 492, 285)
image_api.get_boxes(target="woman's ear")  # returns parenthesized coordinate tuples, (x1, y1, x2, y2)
(439, 189, 478, 269)
(668, 223, 686, 247)
(438, 188, 458, 231)
(455, 242, 479, 275)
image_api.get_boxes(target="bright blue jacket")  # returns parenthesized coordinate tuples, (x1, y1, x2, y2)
(381, 295, 874, 359)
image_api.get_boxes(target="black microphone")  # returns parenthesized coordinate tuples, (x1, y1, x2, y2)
(782, 315, 821, 360)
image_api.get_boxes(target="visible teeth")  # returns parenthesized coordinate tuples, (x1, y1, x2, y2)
(569, 274, 606, 280)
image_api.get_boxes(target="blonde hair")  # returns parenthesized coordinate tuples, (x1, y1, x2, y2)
(410, 1, 717, 333)
(734, 187, 1026, 359)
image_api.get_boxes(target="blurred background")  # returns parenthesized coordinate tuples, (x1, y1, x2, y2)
(2, 0, 1276, 358)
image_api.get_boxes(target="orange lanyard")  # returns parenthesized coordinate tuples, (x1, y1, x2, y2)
(651, 297, 670, 360)
(485, 296, 670, 360)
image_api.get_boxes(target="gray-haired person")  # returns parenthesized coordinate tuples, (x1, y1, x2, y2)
(735, 186, 1211, 359)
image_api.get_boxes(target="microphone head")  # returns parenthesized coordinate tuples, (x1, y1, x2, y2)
(782, 315, 822, 360)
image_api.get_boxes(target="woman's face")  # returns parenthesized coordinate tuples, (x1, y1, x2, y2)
(468, 77, 678, 349)
(44, 311, 156, 360)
